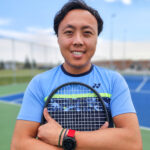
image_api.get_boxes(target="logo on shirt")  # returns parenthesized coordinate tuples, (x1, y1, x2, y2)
(92, 83, 101, 89)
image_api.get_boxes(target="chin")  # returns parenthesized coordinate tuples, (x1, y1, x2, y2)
(70, 62, 90, 69)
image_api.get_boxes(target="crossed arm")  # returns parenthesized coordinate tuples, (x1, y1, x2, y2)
(11, 109, 142, 150)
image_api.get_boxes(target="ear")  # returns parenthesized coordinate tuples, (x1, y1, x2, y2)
(57, 36, 60, 44)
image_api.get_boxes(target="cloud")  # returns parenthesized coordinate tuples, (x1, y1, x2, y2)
(0, 27, 57, 47)
(122, 0, 131, 5)
(0, 29, 35, 41)
(26, 27, 58, 47)
(105, 0, 132, 5)
(0, 18, 11, 26)
(87, 0, 96, 1)
(105, 0, 116, 2)
(26, 27, 53, 34)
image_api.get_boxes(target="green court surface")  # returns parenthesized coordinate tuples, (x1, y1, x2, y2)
(0, 83, 28, 96)
(141, 129, 150, 149)
(0, 69, 46, 85)
(0, 102, 150, 150)
(0, 83, 150, 150)
(0, 102, 20, 150)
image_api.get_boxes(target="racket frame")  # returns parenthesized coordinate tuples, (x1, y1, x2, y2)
(41, 82, 109, 126)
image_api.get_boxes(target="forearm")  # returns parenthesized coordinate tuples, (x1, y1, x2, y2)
(11, 137, 63, 150)
(75, 128, 142, 150)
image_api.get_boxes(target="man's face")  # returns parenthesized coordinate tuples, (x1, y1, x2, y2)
(58, 9, 98, 73)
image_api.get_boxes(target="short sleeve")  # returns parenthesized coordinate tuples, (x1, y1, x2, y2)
(110, 72, 136, 117)
(17, 75, 45, 123)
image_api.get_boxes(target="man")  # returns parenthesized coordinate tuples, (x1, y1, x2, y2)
(11, 0, 142, 150)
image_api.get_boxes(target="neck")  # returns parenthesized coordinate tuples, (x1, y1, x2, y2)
(63, 63, 92, 75)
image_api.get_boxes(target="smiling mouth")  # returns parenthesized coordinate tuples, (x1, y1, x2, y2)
(72, 51, 84, 56)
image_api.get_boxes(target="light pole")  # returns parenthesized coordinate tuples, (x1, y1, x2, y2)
(30, 42, 35, 76)
(122, 29, 127, 70)
(109, 13, 116, 69)
(11, 38, 16, 83)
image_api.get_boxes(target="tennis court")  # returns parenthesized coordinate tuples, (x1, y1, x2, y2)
(0, 75, 150, 150)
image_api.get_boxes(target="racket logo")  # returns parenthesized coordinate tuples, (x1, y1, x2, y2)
(49, 98, 104, 112)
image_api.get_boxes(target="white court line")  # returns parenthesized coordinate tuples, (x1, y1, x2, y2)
(12, 98, 23, 103)
(140, 126, 150, 131)
(130, 90, 150, 94)
(0, 100, 21, 106)
(135, 77, 149, 92)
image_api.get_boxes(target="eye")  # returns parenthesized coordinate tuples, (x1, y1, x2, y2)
(64, 30, 73, 35)
(83, 31, 93, 37)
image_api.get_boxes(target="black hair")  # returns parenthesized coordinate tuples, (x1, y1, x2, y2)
(54, 0, 103, 36)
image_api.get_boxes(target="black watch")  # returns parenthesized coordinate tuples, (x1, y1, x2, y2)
(62, 129, 76, 150)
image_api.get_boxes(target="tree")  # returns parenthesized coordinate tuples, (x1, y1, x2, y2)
(24, 57, 31, 69)
(32, 60, 37, 68)
(0, 61, 4, 69)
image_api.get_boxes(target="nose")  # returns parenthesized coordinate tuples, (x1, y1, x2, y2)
(73, 32, 83, 47)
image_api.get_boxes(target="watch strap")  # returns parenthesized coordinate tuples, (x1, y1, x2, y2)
(67, 129, 75, 138)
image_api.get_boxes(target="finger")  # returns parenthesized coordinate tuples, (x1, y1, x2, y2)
(100, 121, 109, 129)
(43, 108, 51, 122)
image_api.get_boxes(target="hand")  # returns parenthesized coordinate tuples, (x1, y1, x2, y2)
(100, 121, 109, 129)
(37, 108, 63, 146)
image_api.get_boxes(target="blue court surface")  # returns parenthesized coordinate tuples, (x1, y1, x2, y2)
(0, 75, 150, 128)
(124, 75, 150, 128)
(0, 92, 24, 104)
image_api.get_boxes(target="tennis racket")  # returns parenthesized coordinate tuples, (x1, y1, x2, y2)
(41, 82, 109, 131)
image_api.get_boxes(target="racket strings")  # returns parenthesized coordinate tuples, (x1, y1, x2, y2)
(47, 84, 107, 131)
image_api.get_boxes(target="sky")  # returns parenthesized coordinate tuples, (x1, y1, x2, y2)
(0, 0, 150, 63)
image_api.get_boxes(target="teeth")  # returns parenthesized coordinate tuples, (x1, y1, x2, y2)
(72, 51, 83, 55)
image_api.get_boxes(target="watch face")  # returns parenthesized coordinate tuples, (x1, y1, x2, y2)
(62, 137, 76, 150)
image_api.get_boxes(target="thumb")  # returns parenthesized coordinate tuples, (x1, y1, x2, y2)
(43, 108, 51, 122)
(100, 121, 109, 129)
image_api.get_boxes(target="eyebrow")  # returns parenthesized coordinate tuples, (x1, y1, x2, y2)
(62, 24, 75, 31)
(81, 25, 94, 31)
(63, 24, 95, 31)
